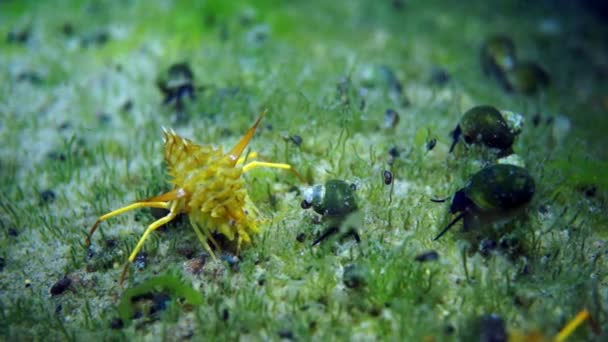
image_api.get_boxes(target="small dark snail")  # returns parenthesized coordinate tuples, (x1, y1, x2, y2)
(302, 179, 359, 246)
(433, 164, 535, 240)
(503, 61, 550, 95)
(480, 35, 517, 79)
(302, 179, 358, 217)
(449, 105, 519, 154)
(157, 62, 196, 109)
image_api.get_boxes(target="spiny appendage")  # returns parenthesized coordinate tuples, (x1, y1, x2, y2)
(162, 129, 221, 187)
(186, 160, 262, 248)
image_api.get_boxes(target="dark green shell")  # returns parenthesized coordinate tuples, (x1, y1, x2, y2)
(504, 61, 549, 95)
(480, 35, 517, 78)
(459, 105, 515, 150)
(309, 179, 357, 217)
(168, 63, 193, 79)
(464, 164, 535, 212)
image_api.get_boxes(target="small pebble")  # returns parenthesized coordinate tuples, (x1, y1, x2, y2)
(50, 276, 72, 296)
(384, 109, 400, 128)
(105, 239, 117, 249)
(383, 170, 393, 185)
(221, 253, 240, 271)
(444, 324, 455, 335)
(47, 151, 66, 162)
(61, 22, 74, 36)
(479, 239, 498, 257)
(39, 189, 56, 205)
(388, 146, 400, 158)
(58, 122, 71, 130)
(16, 71, 43, 84)
(7, 28, 29, 44)
(81, 31, 109, 47)
(121, 99, 133, 112)
(296, 233, 306, 243)
(426, 138, 437, 151)
(97, 112, 111, 124)
(110, 318, 124, 329)
(134, 252, 147, 270)
(150, 293, 171, 314)
(278, 329, 294, 340)
(290, 135, 303, 146)
(414, 250, 439, 262)
(582, 185, 597, 198)
(430, 67, 450, 86)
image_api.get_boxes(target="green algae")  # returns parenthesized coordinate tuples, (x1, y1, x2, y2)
(118, 273, 203, 325)
(1, 0, 607, 341)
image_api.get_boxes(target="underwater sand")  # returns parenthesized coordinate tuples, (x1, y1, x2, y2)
(1, 0, 607, 340)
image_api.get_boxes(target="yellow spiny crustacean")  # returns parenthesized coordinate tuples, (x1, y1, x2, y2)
(85, 110, 300, 284)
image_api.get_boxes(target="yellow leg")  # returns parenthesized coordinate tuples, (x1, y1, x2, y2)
(127, 201, 178, 263)
(554, 309, 590, 342)
(86, 201, 170, 246)
(119, 201, 179, 285)
(242, 160, 305, 182)
(236, 235, 242, 256)
(207, 232, 221, 252)
(236, 151, 259, 166)
(190, 222, 218, 260)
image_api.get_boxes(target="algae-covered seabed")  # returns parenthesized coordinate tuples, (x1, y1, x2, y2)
(1, 0, 607, 340)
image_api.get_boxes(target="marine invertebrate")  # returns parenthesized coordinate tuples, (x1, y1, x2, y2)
(449, 105, 521, 154)
(450, 106, 524, 156)
(480, 35, 517, 80)
(85, 111, 300, 284)
(156, 62, 196, 110)
(301, 179, 360, 246)
(503, 61, 550, 95)
(433, 164, 535, 240)
(301, 179, 358, 217)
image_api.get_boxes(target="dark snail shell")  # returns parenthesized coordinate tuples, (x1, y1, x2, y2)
(157, 62, 196, 107)
(503, 61, 550, 95)
(450, 105, 515, 153)
(459, 164, 535, 212)
(303, 179, 358, 217)
(434, 164, 535, 240)
(480, 35, 517, 79)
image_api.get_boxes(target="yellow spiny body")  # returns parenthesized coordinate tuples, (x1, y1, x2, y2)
(86, 111, 300, 284)
(162, 130, 261, 247)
